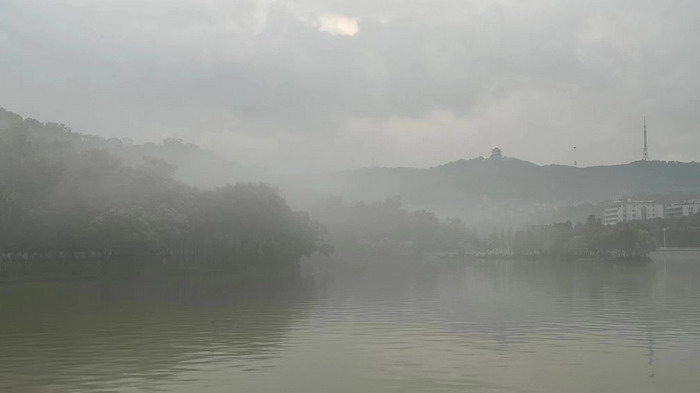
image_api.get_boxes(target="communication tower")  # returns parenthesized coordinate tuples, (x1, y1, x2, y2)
(642, 117, 649, 161)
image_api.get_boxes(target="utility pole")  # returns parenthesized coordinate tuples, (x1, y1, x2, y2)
(663, 227, 667, 249)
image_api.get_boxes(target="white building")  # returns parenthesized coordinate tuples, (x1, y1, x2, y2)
(666, 200, 700, 218)
(604, 199, 664, 225)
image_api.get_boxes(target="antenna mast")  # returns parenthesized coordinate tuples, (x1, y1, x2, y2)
(642, 117, 649, 161)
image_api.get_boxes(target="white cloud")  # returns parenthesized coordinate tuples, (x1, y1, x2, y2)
(317, 13, 358, 36)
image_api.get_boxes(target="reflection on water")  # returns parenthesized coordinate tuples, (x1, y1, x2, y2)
(0, 276, 310, 393)
(2, 253, 700, 392)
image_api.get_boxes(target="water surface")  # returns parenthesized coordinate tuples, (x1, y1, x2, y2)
(2, 252, 700, 392)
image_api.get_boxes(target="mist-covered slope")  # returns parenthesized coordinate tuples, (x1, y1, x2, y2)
(0, 109, 257, 188)
(0, 108, 325, 263)
(5, 107, 699, 228)
(431, 157, 700, 203)
(298, 156, 700, 206)
(283, 154, 700, 228)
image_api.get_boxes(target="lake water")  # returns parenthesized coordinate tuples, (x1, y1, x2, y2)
(2, 252, 700, 392)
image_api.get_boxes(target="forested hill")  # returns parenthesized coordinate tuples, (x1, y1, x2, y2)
(0, 109, 257, 188)
(4, 107, 699, 229)
(438, 157, 700, 202)
(302, 156, 700, 207)
(0, 109, 326, 267)
(277, 152, 700, 228)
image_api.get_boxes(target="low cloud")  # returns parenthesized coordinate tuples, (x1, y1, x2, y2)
(1, 0, 699, 172)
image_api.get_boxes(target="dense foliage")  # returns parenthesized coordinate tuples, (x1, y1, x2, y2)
(310, 196, 476, 256)
(0, 108, 668, 270)
(645, 214, 700, 248)
(0, 110, 327, 269)
(498, 216, 656, 258)
(310, 194, 657, 259)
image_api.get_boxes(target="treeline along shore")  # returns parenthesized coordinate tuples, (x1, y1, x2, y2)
(0, 110, 329, 280)
(473, 216, 656, 260)
(0, 109, 688, 280)
(310, 198, 658, 261)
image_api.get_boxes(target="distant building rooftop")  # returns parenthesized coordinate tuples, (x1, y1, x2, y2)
(490, 147, 503, 159)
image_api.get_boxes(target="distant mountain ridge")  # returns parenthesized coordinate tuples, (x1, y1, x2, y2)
(4, 108, 699, 227)
(434, 156, 700, 202)
(304, 156, 700, 205)
(283, 154, 700, 228)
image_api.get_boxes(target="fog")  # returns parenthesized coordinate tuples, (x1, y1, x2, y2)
(3, 1, 700, 392)
(2, 0, 700, 172)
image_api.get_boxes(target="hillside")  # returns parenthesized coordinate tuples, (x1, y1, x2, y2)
(0, 109, 258, 189)
(4, 108, 699, 229)
(328, 156, 700, 204)
(0, 109, 326, 273)
(286, 155, 700, 228)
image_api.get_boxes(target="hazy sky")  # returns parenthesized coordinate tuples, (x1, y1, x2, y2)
(1, 0, 699, 171)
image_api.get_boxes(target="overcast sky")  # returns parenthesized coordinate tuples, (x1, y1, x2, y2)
(1, 0, 699, 171)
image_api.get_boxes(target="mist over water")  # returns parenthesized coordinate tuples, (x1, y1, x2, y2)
(3, 1, 700, 390)
(2, 252, 699, 393)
